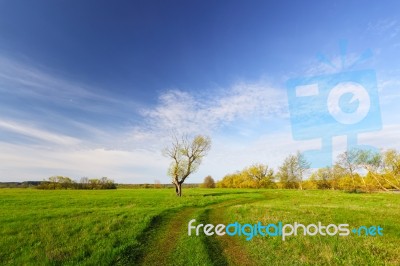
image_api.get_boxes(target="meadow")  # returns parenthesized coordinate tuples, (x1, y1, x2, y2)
(0, 188, 399, 265)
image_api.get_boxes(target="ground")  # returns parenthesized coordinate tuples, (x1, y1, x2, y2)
(0, 188, 399, 265)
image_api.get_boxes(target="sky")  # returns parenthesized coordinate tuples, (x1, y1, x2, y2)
(0, 0, 400, 183)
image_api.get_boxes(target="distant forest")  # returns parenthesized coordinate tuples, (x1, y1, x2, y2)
(0, 179, 198, 189)
(0, 177, 116, 190)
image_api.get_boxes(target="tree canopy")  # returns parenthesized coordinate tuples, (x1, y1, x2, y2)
(163, 134, 211, 196)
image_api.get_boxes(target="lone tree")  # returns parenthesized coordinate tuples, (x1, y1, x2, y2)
(163, 134, 211, 196)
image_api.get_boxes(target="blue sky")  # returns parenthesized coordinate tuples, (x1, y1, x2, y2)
(0, 1, 400, 183)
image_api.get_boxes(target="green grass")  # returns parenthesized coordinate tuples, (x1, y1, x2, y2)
(0, 188, 399, 265)
(224, 190, 400, 265)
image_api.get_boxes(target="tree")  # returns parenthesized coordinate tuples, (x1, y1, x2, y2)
(216, 163, 275, 189)
(277, 152, 310, 189)
(154, 179, 161, 188)
(79, 177, 89, 189)
(310, 167, 333, 189)
(99, 177, 117, 189)
(163, 134, 211, 196)
(356, 149, 400, 191)
(47, 176, 73, 189)
(296, 152, 310, 190)
(277, 155, 297, 188)
(336, 149, 360, 190)
(202, 175, 216, 188)
(330, 164, 347, 190)
(244, 163, 274, 188)
(382, 149, 400, 187)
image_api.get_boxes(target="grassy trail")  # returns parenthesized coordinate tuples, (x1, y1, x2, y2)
(140, 207, 196, 265)
(112, 206, 197, 265)
(135, 195, 266, 266)
(207, 201, 257, 266)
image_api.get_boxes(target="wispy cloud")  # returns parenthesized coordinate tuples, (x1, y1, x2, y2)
(359, 124, 400, 150)
(377, 69, 400, 104)
(0, 119, 80, 146)
(0, 55, 139, 147)
(367, 18, 400, 40)
(0, 55, 137, 115)
(138, 80, 287, 138)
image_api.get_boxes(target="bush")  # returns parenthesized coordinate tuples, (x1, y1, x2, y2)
(202, 176, 216, 188)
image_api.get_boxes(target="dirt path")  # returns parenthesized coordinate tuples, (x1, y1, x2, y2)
(115, 195, 266, 265)
(207, 202, 257, 266)
(139, 207, 196, 265)
(138, 200, 249, 266)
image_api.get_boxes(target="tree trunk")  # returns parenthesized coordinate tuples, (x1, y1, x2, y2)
(381, 175, 400, 190)
(370, 172, 389, 191)
(173, 181, 182, 197)
(360, 176, 368, 191)
(351, 175, 356, 190)
(178, 182, 182, 196)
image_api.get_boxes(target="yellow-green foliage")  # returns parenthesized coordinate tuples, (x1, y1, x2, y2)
(219, 149, 400, 192)
(217, 163, 275, 189)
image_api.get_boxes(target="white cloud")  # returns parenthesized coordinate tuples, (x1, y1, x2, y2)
(128, 80, 318, 181)
(0, 55, 137, 115)
(358, 124, 400, 149)
(139, 80, 287, 137)
(0, 119, 80, 146)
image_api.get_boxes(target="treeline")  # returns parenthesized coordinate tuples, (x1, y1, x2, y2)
(218, 148, 400, 192)
(37, 176, 116, 190)
(0, 181, 42, 188)
(117, 183, 199, 189)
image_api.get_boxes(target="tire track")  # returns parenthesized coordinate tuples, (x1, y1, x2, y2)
(115, 194, 267, 265)
(200, 198, 262, 266)
(139, 199, 251, 265)
(139, 207, 196, 265)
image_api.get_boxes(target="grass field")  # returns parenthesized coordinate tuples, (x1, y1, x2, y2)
(0, 188, 399, 265)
